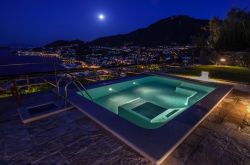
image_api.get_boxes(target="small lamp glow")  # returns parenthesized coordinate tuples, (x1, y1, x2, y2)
(220, 58, 226, 62)
(247, 104, 250, 113)
(200, 71, 209, 81)
(108, 88, 113, 91)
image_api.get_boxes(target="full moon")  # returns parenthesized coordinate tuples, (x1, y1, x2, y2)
(98, 14, 105, 20)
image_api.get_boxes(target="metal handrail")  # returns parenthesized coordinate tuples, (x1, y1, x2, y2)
(72, 78, 93, 101)
(67, 73, 93, 101)
(57, 75, 66, 94)
(57, 73, 93, 104)
(72, 81, 93, 101)
(64, 80, 72, 106)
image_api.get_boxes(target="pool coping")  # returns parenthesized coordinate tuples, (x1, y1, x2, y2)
(67, 73, 233, 165)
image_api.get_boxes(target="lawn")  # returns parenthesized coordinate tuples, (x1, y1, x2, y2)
(168, 65, 250, 84)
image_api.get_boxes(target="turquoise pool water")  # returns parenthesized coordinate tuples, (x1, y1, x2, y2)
(78, 75, 215, 129)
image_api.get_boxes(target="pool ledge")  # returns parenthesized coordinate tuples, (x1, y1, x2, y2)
(67, 73, 233, 165)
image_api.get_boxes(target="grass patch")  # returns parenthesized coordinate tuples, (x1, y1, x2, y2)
(0, 84, 53, 98)
(168, 65, 250, 84)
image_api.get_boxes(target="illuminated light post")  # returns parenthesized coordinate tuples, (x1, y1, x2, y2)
(200, 71, 209, 81)
(219, 58, 226, 66)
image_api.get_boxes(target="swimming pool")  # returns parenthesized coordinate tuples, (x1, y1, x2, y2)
(69, 73, 232, 164)
(78, 75, 215, 129)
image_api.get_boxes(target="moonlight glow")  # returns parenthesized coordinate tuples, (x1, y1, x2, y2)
(98, 14, 105, 20)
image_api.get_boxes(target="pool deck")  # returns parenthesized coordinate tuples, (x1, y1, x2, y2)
(0, 93, 151, 165)
(0, 89, 250, 164)
(67, 73, 233, 164)
(1, 74, 250, 164)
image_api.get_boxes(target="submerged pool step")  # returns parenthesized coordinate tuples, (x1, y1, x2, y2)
(175, 86, 197, 96)
(131, 102, 167, 120)
(166, 109, 179, 117)
(151, 107, 185, 123)
(118, 98, 185, 129)
(120, 98, 146, 110)
(118, 100, 167, 129)
(175, 86, 197, 105)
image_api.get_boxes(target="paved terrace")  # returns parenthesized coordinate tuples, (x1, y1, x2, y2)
(0, 90, 250, 164)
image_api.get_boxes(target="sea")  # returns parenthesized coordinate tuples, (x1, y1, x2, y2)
(0, 49, 64, 77)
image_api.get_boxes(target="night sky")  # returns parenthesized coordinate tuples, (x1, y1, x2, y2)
(0, 0, 249, 46)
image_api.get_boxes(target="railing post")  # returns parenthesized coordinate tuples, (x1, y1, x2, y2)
(54, 63, 58, 86)
(12, 79, 21, 106)
(26, 75, 30, 90)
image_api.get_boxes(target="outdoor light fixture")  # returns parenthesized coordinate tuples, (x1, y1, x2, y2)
(248, 104, 250, 113)
(109, 88, 113, 91)
(200, 71, 209, 81)
(220, 58, 226, 62)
